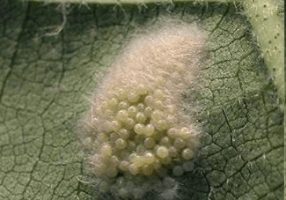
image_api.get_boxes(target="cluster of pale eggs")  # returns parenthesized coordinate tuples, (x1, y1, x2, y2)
(81, 24, 205, 199)
(83, 80, 198, 198)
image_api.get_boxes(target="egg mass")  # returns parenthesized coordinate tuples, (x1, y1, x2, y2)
(81, 23, 206, 199)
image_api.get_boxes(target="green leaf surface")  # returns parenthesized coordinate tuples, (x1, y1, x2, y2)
(0, 1, 283, 200)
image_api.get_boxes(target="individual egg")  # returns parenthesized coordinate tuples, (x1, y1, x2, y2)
(116, 110, 129, 122)
(110, 132, 119, 142)
(137, 103, 145, 111)
(135, 112, 147, 123)
(111, 120, 121, 132)
(144, 137, 156, 149)
(173, 138, 185, 149)
(127, 106, 138, 117)
(118, 101, 130, 110)
(125, 118, 135, 130)
(182, 148, 194, 160)
(128, 153, 137, 162)
(160, 136, 171, 147)
(144, 152, 155, 164)
(151, 110, 162, 121)
(115, 138, 127, 149)
(144, 95, 154, 106)
(156, 146, 169, 158)
(128, 164, 139, 175)
(155, 120, 168, 131)
(144, 106, 153, 117)
(118, 129, 130, 139)
(167, 128, 177, 139)
(128, 92, 140, 103)
(107, 167, 118, 177)
(134, 123, 144, 135)
(168, 146, 178, 158)
(144, 124, 155, 136)
(119, 160, 130, 171)
(101, 144, 112, 156)
(133, 156, 145, 168)
(180, 127, 192, 139)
